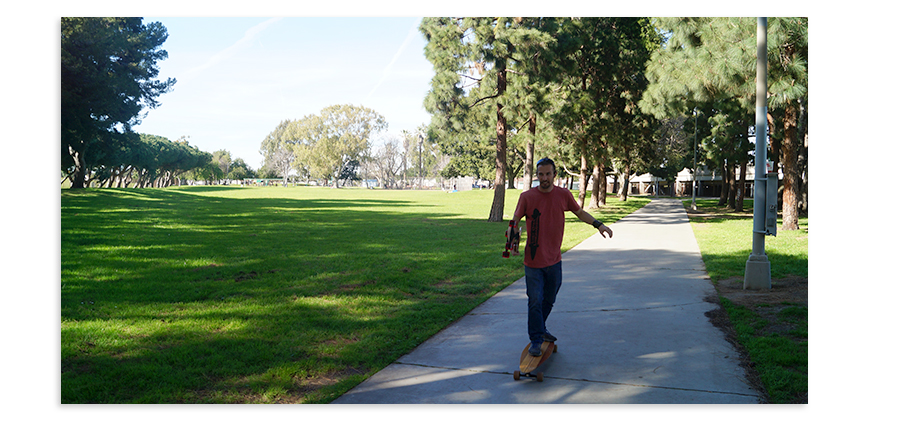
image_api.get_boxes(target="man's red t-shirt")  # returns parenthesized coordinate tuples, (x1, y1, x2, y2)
(513, 186, 581, 268)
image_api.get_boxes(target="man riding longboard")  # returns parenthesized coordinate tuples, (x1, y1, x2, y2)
(508, 158, 613, 360)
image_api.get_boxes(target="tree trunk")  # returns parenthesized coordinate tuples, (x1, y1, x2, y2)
(598, 161, 607, 206)
(136, 169, 146, 188)
(718, 161, 728, 206)
(781, 100, 801, 230)
(767, 111, 782, 168)
(507, 151, 521, 189)
(68, 144, 86, 189)
(488, 65, 508, 223)
(618, 166, 631, 201)
(523, 113, 536, 192)
(112, 167, 125, 188)
(726, 161, 737, 210)
(121, 167, 133, 188)
(736, 161, 747, 212)
(577, 150, 588, 209)
(589, 164, 601, 209)
(800, 117, 808, 215)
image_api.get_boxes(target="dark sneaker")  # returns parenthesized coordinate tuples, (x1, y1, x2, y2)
(528, 342, 543, 356)
(543, 331, 557, 342)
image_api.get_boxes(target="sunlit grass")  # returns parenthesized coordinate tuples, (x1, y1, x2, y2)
(62, 186, 647, 403)
(686, 199, 808, 283)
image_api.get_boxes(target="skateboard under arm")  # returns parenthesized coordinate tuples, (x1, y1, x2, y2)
(502, 220, 521, 258)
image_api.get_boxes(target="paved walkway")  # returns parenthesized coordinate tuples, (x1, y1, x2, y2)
(333, 198, 761, 403)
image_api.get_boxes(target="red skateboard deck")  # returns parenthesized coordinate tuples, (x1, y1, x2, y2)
(502, 221, 520, 258)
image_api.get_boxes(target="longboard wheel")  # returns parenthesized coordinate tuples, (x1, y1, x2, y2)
(536, 372, 543, 382)
(513, 371, 520, 380)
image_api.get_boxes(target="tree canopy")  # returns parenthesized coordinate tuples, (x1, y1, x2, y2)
(421, 17, 659, 218)
(641, 17, 808, 228)
(420, 17, 553, 221)
(419, 16, 807, 225)
(61, 17, 176, 188)
(259, 104, 387, 186)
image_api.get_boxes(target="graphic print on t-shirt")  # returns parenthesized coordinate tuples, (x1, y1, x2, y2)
(528, 208, 541, 260)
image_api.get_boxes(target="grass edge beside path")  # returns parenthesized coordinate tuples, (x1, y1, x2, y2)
(685, 198, 808, 404)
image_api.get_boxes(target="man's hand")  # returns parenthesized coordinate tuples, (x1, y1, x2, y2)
(597, 224, 613, 239)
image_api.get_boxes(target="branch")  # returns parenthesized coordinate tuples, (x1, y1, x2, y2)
(466, 92, 500, 109)
(458, 73, 483, 83)
(517, 118, 532, 130)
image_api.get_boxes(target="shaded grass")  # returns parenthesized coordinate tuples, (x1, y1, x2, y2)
(62, 186, 647, 403)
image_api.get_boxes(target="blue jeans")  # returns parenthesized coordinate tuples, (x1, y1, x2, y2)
(524, 261, 562, 344)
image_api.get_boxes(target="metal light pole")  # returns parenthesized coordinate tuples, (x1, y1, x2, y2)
(418, 133, 423, 189)
(744, 17, 772, 290)
(691, 108, 698, 211)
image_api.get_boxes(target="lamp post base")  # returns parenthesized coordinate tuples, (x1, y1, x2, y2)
(743, 253, 771, 290)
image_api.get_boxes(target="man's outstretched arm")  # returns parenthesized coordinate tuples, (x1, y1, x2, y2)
(573, 208, 613, 238)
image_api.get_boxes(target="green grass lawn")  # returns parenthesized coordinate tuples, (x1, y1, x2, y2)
(685, 198, 808, 403)
(61, 186, 648, 403)
(687, 199, 808, 283)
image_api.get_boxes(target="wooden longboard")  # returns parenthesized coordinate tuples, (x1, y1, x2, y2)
(514, 341, 556, 381)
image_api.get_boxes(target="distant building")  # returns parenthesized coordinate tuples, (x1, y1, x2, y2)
(511, 165, 781, 197)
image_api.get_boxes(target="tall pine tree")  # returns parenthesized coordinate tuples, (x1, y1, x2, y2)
(543, 17, 657, 208)
(641, 17, 807, 229)
(420, 17, 551, 221)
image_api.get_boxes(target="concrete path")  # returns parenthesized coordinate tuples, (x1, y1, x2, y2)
(333, 198, 761, 404)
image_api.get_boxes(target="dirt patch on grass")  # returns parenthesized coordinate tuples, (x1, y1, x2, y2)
(704, 275, 808, 403)
(279, 367, 369, 404)
(715, 275, 807, 307)
(193, 366, 370, 404)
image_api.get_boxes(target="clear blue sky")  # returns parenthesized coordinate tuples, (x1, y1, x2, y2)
(134, 17, 434, 170)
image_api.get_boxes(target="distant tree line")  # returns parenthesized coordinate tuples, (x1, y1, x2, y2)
(72, 133, 210, 188)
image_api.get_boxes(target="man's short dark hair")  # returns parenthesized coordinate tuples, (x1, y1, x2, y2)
(536, 157, 556, 174)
